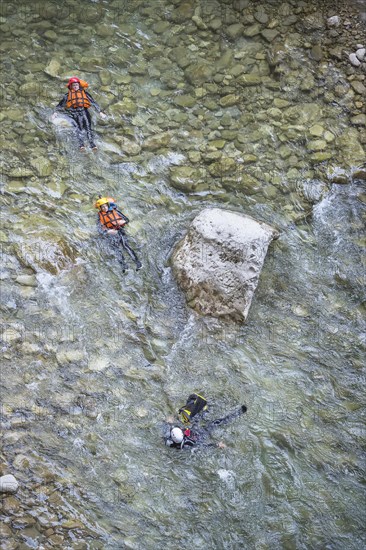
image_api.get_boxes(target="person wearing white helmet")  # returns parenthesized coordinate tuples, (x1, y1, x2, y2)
(165, 426, 196, 449)
(164, 402, 248, 450)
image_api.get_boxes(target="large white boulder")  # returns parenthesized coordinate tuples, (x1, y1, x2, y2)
(172, 208, 279, 321)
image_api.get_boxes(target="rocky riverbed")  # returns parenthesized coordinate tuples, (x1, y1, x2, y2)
(1, 1, 365, 549)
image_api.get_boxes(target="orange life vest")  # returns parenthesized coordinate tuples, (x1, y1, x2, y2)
(66, 88, 91, 109)
(99, 209, 126, 230)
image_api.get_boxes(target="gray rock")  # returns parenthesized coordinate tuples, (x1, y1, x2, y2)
(30, 157, 52, 177)
(143, 132, 171, 151)
(192, 15, 207, 30)
(174, 95, 196, 108)
(208, 18, 222, 31)
(115, 137, 141, 156)
(327, 16, 340, 27)
(243, 24, 261, 37)
(7, 167, 34, 178)
(356, 48, 365, 61)
(172, 208, 279, 321)
(15, 275, 37, 287)
(352, 168, 366, 180)
(350, 81, 366, 95)
(79, 56, 104, 72)
(109, 98, 137, 116)
(310, 45, 323, 61)
(0, 523, 12, 538)
(153, 21, 170, 34)
(99, 69, 112, 86)
(185, 62, 214, 85)
(307, 139, 327, 152)
(237, 73, 262, 86)
(19, 81, 41, 97)
(96, 24, 115, 38)
(44, 58, 61, 78)
(349, 53, 361, 67)
(226, 23, 243, 39)
(261, 29, 279, 42)
(169, 166, 204, 191)
(254, 11, 268, 24)
(0, 474, 19, 494)
(351, 114, 366, 126)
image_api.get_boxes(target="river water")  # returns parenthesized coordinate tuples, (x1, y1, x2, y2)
(0, 1, 365, 549)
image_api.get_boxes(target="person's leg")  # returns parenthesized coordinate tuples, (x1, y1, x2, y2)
(83, 109, 96, 148)
(110, 234, 127, 272)
(69, 112, 85, 148)
(205, 406, 247, 433)
(119, 231, 142, 270)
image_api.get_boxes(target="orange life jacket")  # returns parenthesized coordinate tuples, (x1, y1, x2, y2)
(99, 209, 126, 230)
(66, 88, 91, 109)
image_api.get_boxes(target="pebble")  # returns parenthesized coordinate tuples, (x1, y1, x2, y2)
(15, 275, 37, 287)
(349, 53, 361, 67)
(327, 16, 340, 27)
(0, 474, 19, 494)
(355, 48, 365, 61)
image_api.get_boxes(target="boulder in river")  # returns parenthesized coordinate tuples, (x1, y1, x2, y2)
(171, 208, 279, 321)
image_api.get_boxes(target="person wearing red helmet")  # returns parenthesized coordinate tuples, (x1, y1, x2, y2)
(53, 76, 106, 151)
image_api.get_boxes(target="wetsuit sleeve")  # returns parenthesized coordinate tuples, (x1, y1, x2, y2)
(182, 439, 195, 448)
(55, 94, 68, 110)
(85, 91, 101, 112)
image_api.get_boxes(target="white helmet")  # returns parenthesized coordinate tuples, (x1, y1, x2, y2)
(171, 427, 184, 444)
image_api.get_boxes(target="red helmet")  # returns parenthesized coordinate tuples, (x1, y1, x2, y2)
(67, 77, 80, 88)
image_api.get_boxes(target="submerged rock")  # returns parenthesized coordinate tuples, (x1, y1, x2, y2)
(171, 208, 279, 321)
(0, 474, 19, 494)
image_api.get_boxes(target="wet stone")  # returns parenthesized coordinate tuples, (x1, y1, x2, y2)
(2, 495, 21, 513)
(15, 275, 37, 287)
(310, 45, 323, 61)
(307, 139, 327, 151)
(226, 23, 243, 39)
(243, 24, 261, 37)
(351, 114, 366, 126)
(350, 81, 366, 95)
(0, 538, 18, 550)
(30, 158, 52, 177)
(44, 59, 61, 78)
(0, 523, 12, 538)
(261, 29, 279, 42)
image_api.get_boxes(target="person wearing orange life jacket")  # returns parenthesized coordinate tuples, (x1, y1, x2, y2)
(95, 196, 142, 272)
(53, 77, 106, 151)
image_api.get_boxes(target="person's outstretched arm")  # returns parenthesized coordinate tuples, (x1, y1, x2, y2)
(85, 91, 106, 118)
(55, 94, 68, 110)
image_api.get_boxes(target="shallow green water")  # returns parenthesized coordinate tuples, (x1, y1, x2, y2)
(0, 1, 365, 549)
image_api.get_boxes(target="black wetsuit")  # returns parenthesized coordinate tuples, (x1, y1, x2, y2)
(98, 206, 142, 272)
(56, 91, 100, 148)
(165, 405, 247, 449)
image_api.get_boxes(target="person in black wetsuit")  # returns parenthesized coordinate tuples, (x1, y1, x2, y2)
(165, 403, 247, 450)
(95, 196, 142, 272)
(53, 76, 106, 151)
